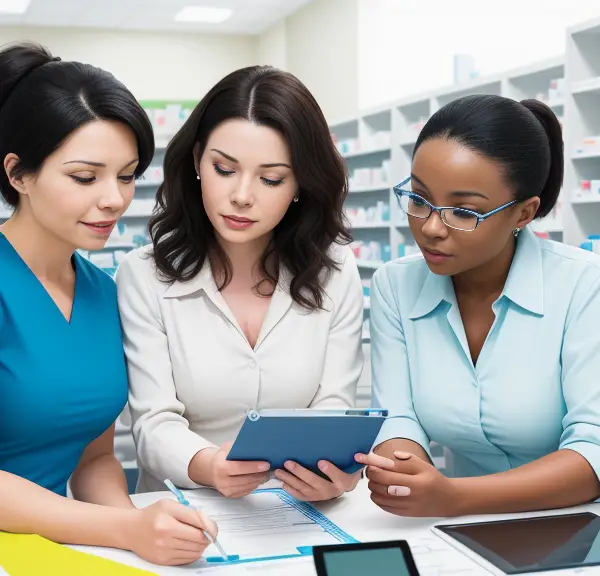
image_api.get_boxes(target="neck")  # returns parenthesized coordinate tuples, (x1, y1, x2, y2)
(217, 233, 273, 283)
(452, 236, 516, 300)
(0, 210, 75, 281)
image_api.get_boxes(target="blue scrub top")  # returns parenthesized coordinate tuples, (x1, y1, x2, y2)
(372, 227, 600, 479)
(0, 233, 128, 496)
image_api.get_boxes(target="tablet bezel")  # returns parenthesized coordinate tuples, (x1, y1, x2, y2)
(312, 540, 421, 576)
(431, 511, 600, 576)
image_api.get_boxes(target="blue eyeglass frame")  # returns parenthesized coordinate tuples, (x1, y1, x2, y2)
(392, 177, 517, 231)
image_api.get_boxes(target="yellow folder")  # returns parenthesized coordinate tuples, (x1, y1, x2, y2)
(0, 532, 157, 575)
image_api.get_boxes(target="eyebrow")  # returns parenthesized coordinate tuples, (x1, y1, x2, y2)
(211, 148, 291, 169)
(63, 159, 138, 169)
(410, 173, 489, 200)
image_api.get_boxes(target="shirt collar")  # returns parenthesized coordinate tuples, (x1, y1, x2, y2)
(500, 226, 544, 315)
(408, 226, 544, 319)
(163, 258, 216, 299)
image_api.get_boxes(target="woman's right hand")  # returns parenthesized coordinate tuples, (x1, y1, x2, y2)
(209, 443, 271, 498)
(125, 499, 218, 566)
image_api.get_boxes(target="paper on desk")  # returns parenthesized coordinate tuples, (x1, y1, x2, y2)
(183, 489, 344, 563)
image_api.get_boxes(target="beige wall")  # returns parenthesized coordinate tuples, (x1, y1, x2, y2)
(0, 27, 258, 101)
(258, 19, 287, 70)
(284, 0, 359, 124)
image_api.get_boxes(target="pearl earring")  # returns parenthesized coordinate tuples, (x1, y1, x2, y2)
(196, 173, 200, 180)
(293, 197, 299, 203)
(513, 227, 522, 237)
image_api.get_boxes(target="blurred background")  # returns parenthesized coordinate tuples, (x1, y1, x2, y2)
(2, 0, 600, 487)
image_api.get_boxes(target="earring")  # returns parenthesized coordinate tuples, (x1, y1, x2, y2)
(196, 173, 200, 180)
(293, 197, 299, 203)
(513, 227, 522, 237)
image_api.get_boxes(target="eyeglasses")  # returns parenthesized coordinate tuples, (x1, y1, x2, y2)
(393, 177, 516, 232)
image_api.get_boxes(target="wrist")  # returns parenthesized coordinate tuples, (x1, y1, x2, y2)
(447, 478, 471, 517)
(104, 507, 140, 551)
(189, 447, 219, 487)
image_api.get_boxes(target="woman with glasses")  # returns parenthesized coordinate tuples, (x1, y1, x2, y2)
(116, 66, 363, 502)
(356, 94, 600, 517)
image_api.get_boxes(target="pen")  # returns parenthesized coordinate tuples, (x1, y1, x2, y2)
(164, 479, 229, 561)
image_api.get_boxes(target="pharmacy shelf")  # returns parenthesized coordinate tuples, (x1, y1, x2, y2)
(350, 222, 390, 230)
(342, 146, 392, 160)
(349, 184, 391, 194)
(563, 18, 600, 246)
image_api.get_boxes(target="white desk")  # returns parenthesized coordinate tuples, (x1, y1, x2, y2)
(71, 480, 600, 575)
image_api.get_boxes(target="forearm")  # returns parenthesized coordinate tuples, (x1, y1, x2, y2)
(188, 448, 219, 487)
(70, 454, 134, 509)
(0, 471, 136, 549)
(375, 438, 432, 464)
(453, 449, 600, 516)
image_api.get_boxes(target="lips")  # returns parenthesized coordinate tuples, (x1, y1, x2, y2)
(422, 247, 451, 257)
(223, 215, 255, 223)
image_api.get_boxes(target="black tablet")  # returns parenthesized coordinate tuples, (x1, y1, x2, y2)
(433, 511, 600, 575)
(312, 540, 421, 576)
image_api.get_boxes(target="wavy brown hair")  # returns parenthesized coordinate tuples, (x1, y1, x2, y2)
(149, 65, 351, 310)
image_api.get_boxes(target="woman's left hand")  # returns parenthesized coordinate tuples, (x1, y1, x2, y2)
(355, 451, 460, 518)
(274, 461, 361, 501)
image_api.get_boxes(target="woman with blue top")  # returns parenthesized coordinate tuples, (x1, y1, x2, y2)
(356, 95, 600, 517)
(0, 42, 216, 565)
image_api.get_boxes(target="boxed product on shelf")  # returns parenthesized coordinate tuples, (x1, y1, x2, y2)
(573, 179, 600, 199)
(580, 235, 600, 253)
(349, 160, 392, 189)
(345, 202, 390, 225)
(574, 136, 600, 157)
(361, 279, 371, 297)
(548, 78, 565, 101)
(336, 138, 358, 155)
(351, 240, 392, 263)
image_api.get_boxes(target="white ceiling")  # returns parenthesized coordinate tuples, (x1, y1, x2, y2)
(0, 0, 314, 34)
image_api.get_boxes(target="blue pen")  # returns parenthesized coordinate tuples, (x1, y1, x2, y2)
(164, 479, 231, 561)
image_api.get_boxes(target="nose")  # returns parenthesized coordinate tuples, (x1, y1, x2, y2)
(421, 210, 449, 240)
(230, 175, 254, 207)
(97, 180, 125, 213)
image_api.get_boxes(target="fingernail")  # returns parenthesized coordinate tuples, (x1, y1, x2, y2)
(319, 461, 328, 472)
(355, 454, 365, 462)
(388, 485, 411, 496)
(258, 463, 270, 472)
(393, 451, 411, 460)
(285, 461, 295, 471)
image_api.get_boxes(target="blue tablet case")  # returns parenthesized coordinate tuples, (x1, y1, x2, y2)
(227, 409, 388, 475)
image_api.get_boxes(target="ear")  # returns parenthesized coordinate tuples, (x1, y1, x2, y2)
(515, 196, 540, 229)
(3, 153, 28, 195)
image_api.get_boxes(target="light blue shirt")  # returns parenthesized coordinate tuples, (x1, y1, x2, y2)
(371, 227, 600, 479)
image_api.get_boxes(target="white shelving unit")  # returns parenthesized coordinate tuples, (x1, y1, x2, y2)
(563, 17, 600, 247)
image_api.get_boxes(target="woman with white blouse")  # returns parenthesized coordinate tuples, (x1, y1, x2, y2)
(116, 66, 364, 502)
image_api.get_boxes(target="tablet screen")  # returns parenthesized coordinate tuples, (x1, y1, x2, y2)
(323, 548, 412, 575)
(436, 512, 600, 574)
(313, 541, 420, 576)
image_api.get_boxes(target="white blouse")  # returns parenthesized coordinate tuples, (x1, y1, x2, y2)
(115, 243, 364, 492)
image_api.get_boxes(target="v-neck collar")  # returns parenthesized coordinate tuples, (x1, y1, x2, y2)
(0, 232, 80, 326)
(163, 257, 293, 351)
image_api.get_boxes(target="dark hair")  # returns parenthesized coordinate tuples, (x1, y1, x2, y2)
(149, 65, 351, 310)
(0, 42, 154, 207)
(414, 94, 563, 219)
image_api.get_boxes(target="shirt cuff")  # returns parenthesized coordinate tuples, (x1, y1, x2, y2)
(139, 422, 218, 490)
(374, 417, 432, 459)
(560, 440, 600, 480)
